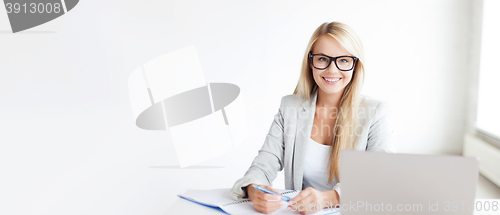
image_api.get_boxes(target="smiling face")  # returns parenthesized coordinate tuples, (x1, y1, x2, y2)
(310, 35, 355, 96)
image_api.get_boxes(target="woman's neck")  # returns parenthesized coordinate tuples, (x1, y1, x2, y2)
(316, 88, 343, 109)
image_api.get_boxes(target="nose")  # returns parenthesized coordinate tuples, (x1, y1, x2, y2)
(326, 62, 342, 74)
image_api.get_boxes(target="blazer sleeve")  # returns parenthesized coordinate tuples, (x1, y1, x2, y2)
(335, 101, 397, 198)
(230, 96, 286, 201)
(366, 101, 397, 153)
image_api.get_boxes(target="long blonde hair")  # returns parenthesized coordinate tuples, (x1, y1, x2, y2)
(293, 22, 365, 183)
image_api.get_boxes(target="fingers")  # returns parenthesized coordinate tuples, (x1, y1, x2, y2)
(289, 192, 313, 210)
(251, 184, 282, 201)
(248, 184, 286, 214)
(288, 187, 324, 214)
(259, 193, 280, 201)
(254, 201, 284, 214)
(296, 192, 315, 207)
(262, 185, 281, 195)
(289, 187, 313, 203)
(253, 198, 284, 210)
(253, 193, 284, 214)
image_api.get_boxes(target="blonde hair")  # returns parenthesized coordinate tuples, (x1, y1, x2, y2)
(293, 22, 365, 183)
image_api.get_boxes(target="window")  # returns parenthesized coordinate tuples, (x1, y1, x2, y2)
(477, 0, 500, 139)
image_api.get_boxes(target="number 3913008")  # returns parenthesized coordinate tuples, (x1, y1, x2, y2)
(5, 3, 62, 14)
(443, 200, 499, 212)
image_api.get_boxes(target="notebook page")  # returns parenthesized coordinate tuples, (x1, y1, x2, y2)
(220, 190, 341, 215)
(179, 188, 340, 215)
(178, 188, 237, 207)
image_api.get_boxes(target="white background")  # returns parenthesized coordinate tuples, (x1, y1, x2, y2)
(0, 0, 484, 214)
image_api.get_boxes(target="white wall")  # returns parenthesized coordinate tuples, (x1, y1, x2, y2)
(0, 0, 478, 214)
(465, 0, 484, 136)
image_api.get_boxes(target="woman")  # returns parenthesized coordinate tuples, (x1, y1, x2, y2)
(230, 22, 396, 214)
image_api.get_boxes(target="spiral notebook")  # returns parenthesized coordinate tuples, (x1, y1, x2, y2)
(177, 188, 340, 215)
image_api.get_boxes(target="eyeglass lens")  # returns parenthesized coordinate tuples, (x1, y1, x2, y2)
(312, 55, 355, 70)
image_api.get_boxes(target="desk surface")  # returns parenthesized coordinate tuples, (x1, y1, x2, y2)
(168, 190, 500, 215)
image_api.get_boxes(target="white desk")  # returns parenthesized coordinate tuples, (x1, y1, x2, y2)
(167, 190, 500, 215)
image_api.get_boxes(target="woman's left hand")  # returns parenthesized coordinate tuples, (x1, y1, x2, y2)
(287, 187, 339, 214)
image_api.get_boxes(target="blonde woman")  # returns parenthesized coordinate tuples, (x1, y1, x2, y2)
(230, 22, 396, 214)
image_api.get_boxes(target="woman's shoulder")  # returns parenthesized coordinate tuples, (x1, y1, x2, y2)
(359, 95, 392, 119)
(280, 93, 307, 108)
(360, 95, 389, 107)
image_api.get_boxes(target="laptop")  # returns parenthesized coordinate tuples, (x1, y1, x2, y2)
(339, 150, 479, 215)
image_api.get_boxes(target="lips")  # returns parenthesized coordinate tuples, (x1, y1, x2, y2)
(323, 77, 342, 84)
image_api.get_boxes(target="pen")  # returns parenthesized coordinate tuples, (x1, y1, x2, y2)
(252, 185, 291, 202)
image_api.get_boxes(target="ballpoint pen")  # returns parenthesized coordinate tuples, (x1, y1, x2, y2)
(252, 184, 292, 202)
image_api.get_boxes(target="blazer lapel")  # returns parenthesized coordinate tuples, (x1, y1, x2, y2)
(292, 89, 318, 190)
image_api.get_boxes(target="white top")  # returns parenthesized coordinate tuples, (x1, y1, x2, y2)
(302, 137, 337, 191)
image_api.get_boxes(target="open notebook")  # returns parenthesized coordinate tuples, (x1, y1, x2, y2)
(177, 188, 341, 215)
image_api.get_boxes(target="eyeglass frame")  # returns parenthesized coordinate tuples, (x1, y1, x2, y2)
(309, 53, 358, 71)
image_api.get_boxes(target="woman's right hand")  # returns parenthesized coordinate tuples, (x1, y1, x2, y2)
(246, 183, 285, 214)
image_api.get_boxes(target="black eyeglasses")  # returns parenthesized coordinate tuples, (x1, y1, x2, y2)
(309, 53, 358, 71)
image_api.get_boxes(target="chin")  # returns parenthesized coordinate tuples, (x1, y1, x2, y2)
(319, 86, 344, 95)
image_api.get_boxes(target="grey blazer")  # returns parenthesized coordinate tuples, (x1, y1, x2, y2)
(230, 89, 397, 201)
